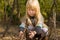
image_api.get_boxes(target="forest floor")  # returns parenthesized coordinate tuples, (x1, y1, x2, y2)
(0, 22, 60, 40)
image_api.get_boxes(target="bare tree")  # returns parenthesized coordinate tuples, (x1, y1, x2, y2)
(48, 0, 58, 40)
(4, 0, 6, 25)
(16, 0, 20, 18)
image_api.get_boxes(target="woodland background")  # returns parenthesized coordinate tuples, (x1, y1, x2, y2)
(0, 0, 60, 40)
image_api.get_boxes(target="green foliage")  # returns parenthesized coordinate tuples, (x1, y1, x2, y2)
(6, 4, 20, 25)
(42, 11, 48, 19)
(6, 5, 12, 17)
(0, 13, 3, 18)
(11, 15, 20, 25)
(0, 0, 60, 24)
(20, 0, 26, 17)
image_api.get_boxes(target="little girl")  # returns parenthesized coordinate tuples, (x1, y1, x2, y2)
(19, 0, 48, 40)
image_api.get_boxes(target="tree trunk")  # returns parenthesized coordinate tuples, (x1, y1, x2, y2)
(9, 0, 15, 24)
(4, 0, 6, 25)
(16, 0, 20, 18)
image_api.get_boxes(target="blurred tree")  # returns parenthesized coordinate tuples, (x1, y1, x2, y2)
(0, 0, 60, 24)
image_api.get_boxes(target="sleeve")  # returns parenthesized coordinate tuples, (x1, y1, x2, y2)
(36, 23, 43, 28)
(35, 23, 43, 34)
(19, 22, 25, 31)
(35, 26, 44, 35)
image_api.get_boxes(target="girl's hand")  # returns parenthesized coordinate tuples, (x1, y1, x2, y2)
(19, 31, 24, 37)
(29, 31, 36, 39)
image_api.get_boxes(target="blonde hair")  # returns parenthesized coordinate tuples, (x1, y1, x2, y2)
(26, 0, 44, 26)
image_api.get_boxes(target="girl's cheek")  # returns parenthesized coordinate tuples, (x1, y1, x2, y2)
(27, 11, 31, 14)
(32, 11, 35, 14)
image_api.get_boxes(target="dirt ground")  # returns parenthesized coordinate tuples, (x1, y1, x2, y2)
(0, 23, 60, 40)
(0, 24, 20, 40)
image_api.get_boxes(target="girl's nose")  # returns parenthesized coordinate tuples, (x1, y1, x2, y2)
(30, 10, 33, 13)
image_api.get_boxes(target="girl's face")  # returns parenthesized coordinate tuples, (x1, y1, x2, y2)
(27, 8, 36, 17)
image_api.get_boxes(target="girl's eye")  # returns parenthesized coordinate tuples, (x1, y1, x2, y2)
(32, 9, 35, 11)
(31, 9, 33, 11)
